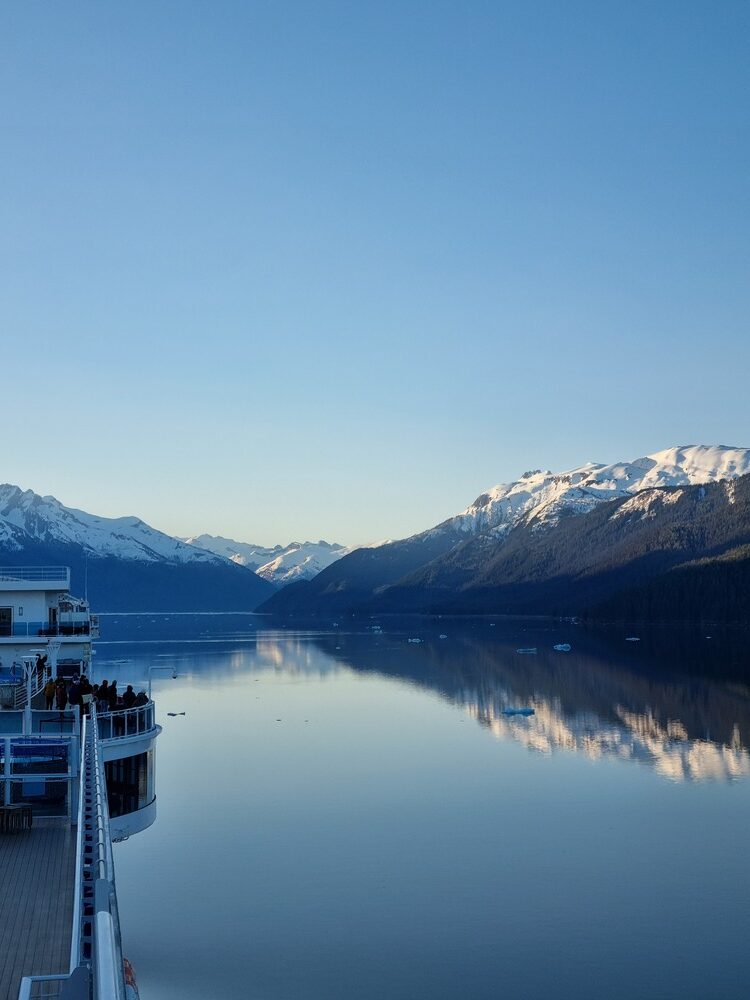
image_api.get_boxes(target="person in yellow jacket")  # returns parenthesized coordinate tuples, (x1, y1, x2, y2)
(43, 676, 56, 710)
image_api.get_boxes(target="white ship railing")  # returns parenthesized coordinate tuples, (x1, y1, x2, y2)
(0, 567, 70, 584)
(7, 623, 96, 638)
(1, 732, 78, 812)
(11, 663, 47, 709)
(18, 704, 128, 1000)
(97, 701, 156, 742)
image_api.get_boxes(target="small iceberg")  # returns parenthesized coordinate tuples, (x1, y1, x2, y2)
(516, 647, 537, 654)
(625, 636, 641, 642)
(408, 637, 423, 644)
(439, 634, 448, 639)
(553, 643, 571, 652)
(502, 707, 535, 717)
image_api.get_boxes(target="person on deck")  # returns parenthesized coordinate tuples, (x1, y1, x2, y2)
(79, 676, 93, 716)
(55, 680, 68, 710)
(122, 684, 136, 709)
(68, 677, 81, 708)
(107, 680, 118, 711)
(44, 677, 56, 710)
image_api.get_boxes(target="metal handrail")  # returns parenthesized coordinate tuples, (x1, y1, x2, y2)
(21, 704, 128, 1000)
(12, 664, 46, 709)
(97, 701, 156, 742)
(0, 567, 70, 583)
(70, 718, 87, 971)
(78, 703, 127, 999)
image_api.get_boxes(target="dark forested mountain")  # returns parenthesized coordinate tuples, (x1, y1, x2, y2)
(260, 475, 750, 623)
(258, 529, 463, 617)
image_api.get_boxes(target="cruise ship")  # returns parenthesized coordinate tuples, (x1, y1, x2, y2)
(0, 567, 160, 1000)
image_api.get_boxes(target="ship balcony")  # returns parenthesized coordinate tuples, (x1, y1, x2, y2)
(0, 566, 70, 591)
(0, 731, 79, 817)
(0, 621, 95, 638)
(97, 701, 158, 742)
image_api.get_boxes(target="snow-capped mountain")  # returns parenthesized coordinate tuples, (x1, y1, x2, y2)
(182, 534, 354, 585)
(0, 485, 222, 564)
(260, 444, 750, 618)
(443, 445, 750, 538)
(0, 484, 276, 611)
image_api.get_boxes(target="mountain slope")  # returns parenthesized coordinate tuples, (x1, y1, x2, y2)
(182, 534, 353, 584)
(0, 485, 220, 564)
(391, 476, 750, 619)
(0, 485, 275, 611)
(438, 445, 750, 538)
(258, 529, 463, 616)
(259, 445, 750, 619)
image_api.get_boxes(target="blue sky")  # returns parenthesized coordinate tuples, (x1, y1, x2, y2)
(1, 1, 748, 545)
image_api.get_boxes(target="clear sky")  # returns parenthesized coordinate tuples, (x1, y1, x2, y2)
(1, 1, 748, 546)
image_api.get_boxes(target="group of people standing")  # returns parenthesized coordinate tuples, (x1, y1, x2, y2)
(43, 674, 148, 715)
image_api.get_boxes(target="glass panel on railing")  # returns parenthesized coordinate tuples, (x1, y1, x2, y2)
(11, 777, 69, 816)
(10, 740, 68, 775)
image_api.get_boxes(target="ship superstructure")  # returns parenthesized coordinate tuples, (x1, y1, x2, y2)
(0, 567, 160, 1000)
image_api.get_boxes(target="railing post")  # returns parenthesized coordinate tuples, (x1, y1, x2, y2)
(3, 737, 10, 805)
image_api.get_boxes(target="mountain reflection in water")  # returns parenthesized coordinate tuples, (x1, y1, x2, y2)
(301, 625, 750, 783)
(98, 615, 750, 783)
(99, 616, 750, 1000)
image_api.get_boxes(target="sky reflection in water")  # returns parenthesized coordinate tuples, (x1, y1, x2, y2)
(97, 616, 750, 1000)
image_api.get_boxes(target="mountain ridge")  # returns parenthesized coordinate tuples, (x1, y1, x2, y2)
(0, 484, 275, 611)
(259, 445, 750, 620)
(182, 533, 354, 584)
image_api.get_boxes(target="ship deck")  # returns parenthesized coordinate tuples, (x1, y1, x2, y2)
(0, 821, 75, 1000)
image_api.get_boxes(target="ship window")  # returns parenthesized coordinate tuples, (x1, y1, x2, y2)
(18, 607, 23, 616)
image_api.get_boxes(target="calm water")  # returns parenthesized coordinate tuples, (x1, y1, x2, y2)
(95, 615, 750, 1000)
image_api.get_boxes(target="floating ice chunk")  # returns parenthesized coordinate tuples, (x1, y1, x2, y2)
(625, 637, 641, 642)
(439, 634, 448, 639)
(408, 638, 423, 644)
(516, 647, 537, 654)
(553, 643, 571, 652)
(503, 707, 535, 717)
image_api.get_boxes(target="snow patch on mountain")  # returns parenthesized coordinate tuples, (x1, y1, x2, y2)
(438, 445, 750, 540)
(255, 541, 357, 585)
(182, 534, 355, 584)
(182, 534, 286, 570)
(610, 488, 685, 522)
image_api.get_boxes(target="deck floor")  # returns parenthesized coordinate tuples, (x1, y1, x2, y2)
(0, 820, 75, 1000)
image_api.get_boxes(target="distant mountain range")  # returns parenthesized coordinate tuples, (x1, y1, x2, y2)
(3, 444, 749, 620)
(0, 484, 357, 608)
(259, 445, 750, 623)
(181, 534, 354, 585)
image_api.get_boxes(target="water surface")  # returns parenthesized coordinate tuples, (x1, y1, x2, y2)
(96, 616, 750, 999)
